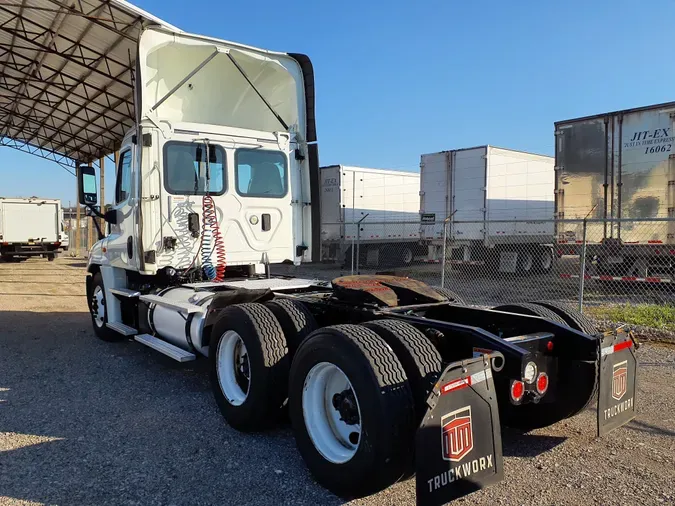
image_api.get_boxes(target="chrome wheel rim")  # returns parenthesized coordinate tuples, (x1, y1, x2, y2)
(303, 362, 361, 464)
(92, 285, 105, 328)
(216, 330, 250, 406)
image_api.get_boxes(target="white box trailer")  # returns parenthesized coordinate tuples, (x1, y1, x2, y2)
(0, 197, 62, 261)
(555, 101, 675, 280)
(420, 146, 555, 273)
(320, 165, 422, 266)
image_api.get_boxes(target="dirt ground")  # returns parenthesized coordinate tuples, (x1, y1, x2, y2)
(1, 258, 674, 505)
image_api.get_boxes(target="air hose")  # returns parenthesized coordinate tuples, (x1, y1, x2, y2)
(200, 194, 226, 281)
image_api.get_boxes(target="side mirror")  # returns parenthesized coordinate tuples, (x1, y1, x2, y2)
(78, 166, 97, 206)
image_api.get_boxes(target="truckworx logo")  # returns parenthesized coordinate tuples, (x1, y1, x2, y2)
(427, 405, 494, 494)
(441, 406, 473, 462)
(612, 360, 628, 401)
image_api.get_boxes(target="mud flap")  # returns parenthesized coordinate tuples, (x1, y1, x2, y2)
(597, 333, 637, 437)
(416, 356, 504, 506)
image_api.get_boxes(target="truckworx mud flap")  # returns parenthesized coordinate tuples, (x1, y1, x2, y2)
(416, 354, 504, 506)
(414, 330, 639, 506)
(597, 331, 638, 437)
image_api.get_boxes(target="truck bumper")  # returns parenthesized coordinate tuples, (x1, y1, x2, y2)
(1, 242, 61, 256)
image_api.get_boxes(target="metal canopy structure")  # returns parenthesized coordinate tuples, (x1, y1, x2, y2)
(0, 0, 178, 170)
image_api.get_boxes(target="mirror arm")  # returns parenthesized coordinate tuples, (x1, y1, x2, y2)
(92, 215, 104, 241)
(86, 203, 105, 219)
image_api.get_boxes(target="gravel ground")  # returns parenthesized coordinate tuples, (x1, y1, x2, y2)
(1, 258, 674, 505)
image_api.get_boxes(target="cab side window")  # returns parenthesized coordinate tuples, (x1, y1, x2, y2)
(115, 149, 132, 204)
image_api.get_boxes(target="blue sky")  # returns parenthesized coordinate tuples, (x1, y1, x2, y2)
(2, 0, 674, 204)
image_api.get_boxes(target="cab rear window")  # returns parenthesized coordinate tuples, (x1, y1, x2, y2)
(163, 142, 226, 195)
(235, 149, 287, 198)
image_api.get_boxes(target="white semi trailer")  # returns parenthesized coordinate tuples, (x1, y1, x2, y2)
(69, 23, 636, 506)
(420, 146, 556, 274)
(320, 165, 421, 266)
(0, 197, 62, 261)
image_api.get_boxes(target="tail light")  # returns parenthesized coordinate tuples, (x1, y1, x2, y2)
(510, 380, 524, 403)
(536, 373, 549, 395)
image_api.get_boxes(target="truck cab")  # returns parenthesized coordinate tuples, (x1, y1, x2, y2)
(84, 27, 318, 282)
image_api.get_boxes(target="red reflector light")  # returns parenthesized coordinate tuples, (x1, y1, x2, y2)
(54, 242, 61, 247)
(614, 340, 632, 352)
(536, 373, 549, 394)
(546, 340, 554, 352)
(510, 380, 524, 402)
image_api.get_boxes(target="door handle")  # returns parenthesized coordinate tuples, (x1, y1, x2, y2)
(127, 236, 133, 259)
(261, 214, 271, 231)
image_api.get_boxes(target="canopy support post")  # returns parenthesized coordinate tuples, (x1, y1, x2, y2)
(99, 156, 105, 236)
(75, 164, 81, 257)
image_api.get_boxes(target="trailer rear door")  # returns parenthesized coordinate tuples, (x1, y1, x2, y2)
(420, 152, 450, 241)
(451, 147, 487, 241)
(320, 166, 342, 243)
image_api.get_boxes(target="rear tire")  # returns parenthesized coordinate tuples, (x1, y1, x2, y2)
(432, 286, 465, 304)
(517, 250, 534, 275)
(264, 298, 318, 356)
(536, 247, 554, 274)
(209, 303, 289, 431)
(529, 301, 598, 335)
(47, 254, 55, 262)
(289, 324, 415, 498)
(362, 319, 443, 423)
(492, 302, 567, 325)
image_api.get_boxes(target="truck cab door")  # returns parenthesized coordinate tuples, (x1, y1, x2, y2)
(106, 145, 139, 270)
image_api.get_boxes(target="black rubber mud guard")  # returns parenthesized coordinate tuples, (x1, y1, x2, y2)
(597, 332, 637, 437)
(416, 355, 504, 506)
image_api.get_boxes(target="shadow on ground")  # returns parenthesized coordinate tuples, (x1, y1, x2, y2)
(0, 310, 340, 506)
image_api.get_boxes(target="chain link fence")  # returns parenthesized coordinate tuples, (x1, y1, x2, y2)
(318, 218, 675, 311)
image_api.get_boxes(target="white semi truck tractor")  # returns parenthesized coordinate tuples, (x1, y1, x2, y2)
(79, 26, 639, 506)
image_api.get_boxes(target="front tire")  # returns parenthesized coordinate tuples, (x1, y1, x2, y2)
(289, 325, 415, 498)
(209, 303, 289, 431)
(87, 272, 123, 342)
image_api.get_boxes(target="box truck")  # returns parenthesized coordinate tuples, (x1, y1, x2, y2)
(555, 101, 675, 281)
(420, 146, 555, 274)
(320, 165, 422, 266)
(0, 197, 62, 261)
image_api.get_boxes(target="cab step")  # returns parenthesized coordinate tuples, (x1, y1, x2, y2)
(106, 321, 137, 336)
(134, 334, 196, 362)
(139, 294, 205, 314)
(109, 288, 141, 298)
